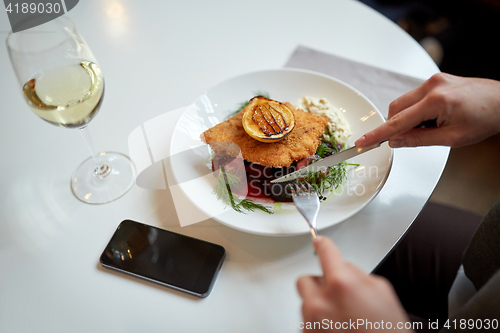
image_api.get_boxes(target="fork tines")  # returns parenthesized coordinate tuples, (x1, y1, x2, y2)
(288, 182, 316, 196)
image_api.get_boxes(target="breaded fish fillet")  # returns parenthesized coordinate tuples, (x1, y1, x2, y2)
(201, 102, 328, 167)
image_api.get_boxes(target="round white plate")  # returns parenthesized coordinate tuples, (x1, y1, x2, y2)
(170, 69, 392, 236)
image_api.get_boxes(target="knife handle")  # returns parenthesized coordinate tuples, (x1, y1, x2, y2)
(414, 119, 437, 128)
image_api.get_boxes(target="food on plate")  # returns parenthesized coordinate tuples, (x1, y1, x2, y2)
(201, 98, 327, 167)
(210, 143, 273, 214)
(201, 95, 355, 214)
(225, 91, 270, 120)
(297, 96, 352, 146)
(242, 96, 296, 143)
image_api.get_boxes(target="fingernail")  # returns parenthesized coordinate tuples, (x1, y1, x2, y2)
(313, 236, 324, 245)
(389, 139, 404, 148)
(355, 135, 366, 147)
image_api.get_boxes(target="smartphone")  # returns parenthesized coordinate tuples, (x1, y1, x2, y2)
(100, 220, 226, 298)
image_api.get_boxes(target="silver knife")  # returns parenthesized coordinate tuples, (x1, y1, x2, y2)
(271, 118, 437, 183)
(270, 141, 385, 183)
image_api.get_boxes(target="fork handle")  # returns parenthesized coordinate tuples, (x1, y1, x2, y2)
(310, 227, 319, 255)
(310, 227, 318, 239)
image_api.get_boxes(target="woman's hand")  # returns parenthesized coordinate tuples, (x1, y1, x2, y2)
(355, 73, 500, 148)
(297, 236, 413, 332)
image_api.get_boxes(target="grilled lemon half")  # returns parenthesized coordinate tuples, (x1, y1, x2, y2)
(242, 96, 296, 143)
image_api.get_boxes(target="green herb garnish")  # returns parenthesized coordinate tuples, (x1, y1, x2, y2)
(316, 142, 337, 158)
(225, 91, 270, 119)
(214, 167, 273, 214)
(299, 138, 358, 201)
(299, 162, 349, 201)
(316, 133, 340, 158)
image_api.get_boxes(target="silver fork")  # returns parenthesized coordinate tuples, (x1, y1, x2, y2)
(288, 183, 320, 241)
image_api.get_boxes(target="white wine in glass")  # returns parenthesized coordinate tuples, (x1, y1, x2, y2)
(6, 17, 135, 204)
(22, 60, 104, 129)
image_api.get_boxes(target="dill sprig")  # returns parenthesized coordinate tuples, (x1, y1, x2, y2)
(300, 137, 358, 201)
(225, 91, 270, 119)
(315, 142, 337, 157)
(300, 162, 351, 201)
(214, 167, 273, 214)
(316, 134, 340, 157)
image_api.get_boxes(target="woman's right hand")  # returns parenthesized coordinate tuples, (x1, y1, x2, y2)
(355, 73, 500, 148)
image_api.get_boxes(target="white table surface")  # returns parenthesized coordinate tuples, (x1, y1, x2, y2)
(0, 1, 448, 332)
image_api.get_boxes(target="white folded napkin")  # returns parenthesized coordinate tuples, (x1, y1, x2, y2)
(285, 45, 426, 118)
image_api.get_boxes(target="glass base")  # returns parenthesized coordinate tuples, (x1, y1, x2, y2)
(71, 152, 135, 204)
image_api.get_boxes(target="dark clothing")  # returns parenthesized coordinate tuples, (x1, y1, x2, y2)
(441, 271, 500, 332)
(374, 200, 500, 331)
(462, 200, 500, 291)
(443, 200, 500, 332)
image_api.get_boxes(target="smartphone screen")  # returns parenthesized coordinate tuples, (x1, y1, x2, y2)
(100, 220, 226, 297)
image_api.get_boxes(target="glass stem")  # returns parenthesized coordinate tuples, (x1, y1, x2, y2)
(79, 126, 111, 178)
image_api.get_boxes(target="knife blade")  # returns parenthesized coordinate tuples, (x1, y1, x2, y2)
(270, 141, 384, 183)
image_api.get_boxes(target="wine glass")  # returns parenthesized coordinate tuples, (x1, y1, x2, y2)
(6, 16, 135, 204)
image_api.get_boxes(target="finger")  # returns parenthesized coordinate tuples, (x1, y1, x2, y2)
(388, 73, 450, 119)
(313, 236, 343, 278)
(389, 127, 458, 148)
(388, 83, 429, 119)
(355, 98, 435, 147)
(297, 275, 322, 299)
(311, 275, 325, 286)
